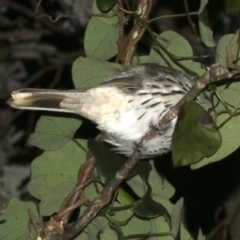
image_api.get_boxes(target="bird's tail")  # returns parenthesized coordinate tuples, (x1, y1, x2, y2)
(8, 88, 86, 113)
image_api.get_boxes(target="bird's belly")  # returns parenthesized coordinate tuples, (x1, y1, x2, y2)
(103, 110, 177, 158)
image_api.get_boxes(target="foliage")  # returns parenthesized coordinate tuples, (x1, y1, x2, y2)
(1, 0, 240, 239)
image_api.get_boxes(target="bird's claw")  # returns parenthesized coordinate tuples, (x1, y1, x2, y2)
(149, 122, 169, 135)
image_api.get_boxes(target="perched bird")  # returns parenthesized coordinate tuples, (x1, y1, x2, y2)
(8, 63, 196, 158)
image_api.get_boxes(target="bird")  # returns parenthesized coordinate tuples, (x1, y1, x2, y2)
(8, 63, 196, 159)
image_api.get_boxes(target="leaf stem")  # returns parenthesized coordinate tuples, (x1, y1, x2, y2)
(148, 11, 199, 23)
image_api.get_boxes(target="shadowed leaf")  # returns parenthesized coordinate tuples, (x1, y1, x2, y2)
(134, 191, 170, 219)
(172, 102, 221, 165)
(198, 0, 216, 47)
(170, 197, 184, 238)
(216, 34, 235, 66)
(225, 0, 240, 13)
(226, 30, 240, 66)
(96, 0, 116, 12)
(88, 140, 146, 184)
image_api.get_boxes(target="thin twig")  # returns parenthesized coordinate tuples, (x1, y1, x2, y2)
(33, 0, 116, 22)
(148, 11, 199, 23)
(2, 1, 74, 35)
(38, 153, 96, 239)
(62, 148, 140, 239)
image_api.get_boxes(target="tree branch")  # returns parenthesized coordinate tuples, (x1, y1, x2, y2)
(61, 64, 239, 239)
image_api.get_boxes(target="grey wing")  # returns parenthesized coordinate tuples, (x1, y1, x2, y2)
(100, 63, 195, 94)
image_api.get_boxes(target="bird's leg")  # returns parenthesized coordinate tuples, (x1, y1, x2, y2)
(148, 121, 170, 135)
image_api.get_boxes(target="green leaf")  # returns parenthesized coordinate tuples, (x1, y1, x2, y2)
(180, 223, 194, 240)
(28, 140, 86, 200)
(74, 216, 115, 240)
(127, 162, 174, 222)
(219, 88, 240, 108)
(86, 217, 108, 240)
(225, 0, 240, 13)
(100, 227, 118, 240)
(121, 215, 173, 239)
(134, 193, 169, 219)
(197, 229, 206, 240)
(198, 0, 208, 13)
(226, 30, 240, 66)
(0, 199, 39, 240)
(29, 116, 81, 150)
(110, 202, 176, 239)
(170, 198, 184, 238)
(39, 181, 75, 216)
(84, 17, 119, 60)
(89, 217, 116, 240)
(198, 19, 215, 47)
(117, 188, 136, 206)
(96, 0, 116, 12)
(88, 139, 146, 184)
(191, 112, 240, 169)
(93, 0, 119, 25)
(216, 34, 235, 66)
(148, 30, 193, 70)
(132, 55, 149, 64)
(72, 57, 121, 88)
(127, 162, 175, 201)
(189, 61, 206, 76)
(84, 182, 103, 202)
(198, 0, 215, 47)
(172, 102, 222, 165)
(147, 163, 175, 201)
(192, 81, 240, 169)
(88, 140, 128, 184)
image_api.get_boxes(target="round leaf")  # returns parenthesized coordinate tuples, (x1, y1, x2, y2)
(120, 215, 172, 238)
(219, 88, 240, 108)
(172, 102, 222, 165)
(192, 81, 240, 169)
(225, 0, 240, 13)
(84, 17, 119, 60)
(216, 34, 235, 66)
(198, 0, 216, 47)
(88, 140, 144, 184)
(127, 162, 175, 201)
(0, 199, 39, 240)
(28, 140, 86, 199)
(39, 181, 75, 216)
(96, 0, 116, 12)
(93, 0, 119, 25)
(148, 30, 193, 69)
(189, 61, 206, 76)
(134, 192, 170, 219)
(170, 198, 184, 237)
(191, 113, 240, 169)
(226, 30, 240, 66)
(29, 116, 82, 151)
(199, 0, 208, 13)
(198, 19, 216, 47)
(72, 57, 121, 88)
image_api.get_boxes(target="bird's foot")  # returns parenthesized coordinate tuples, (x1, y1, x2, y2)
(149, 121, 170, 135)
